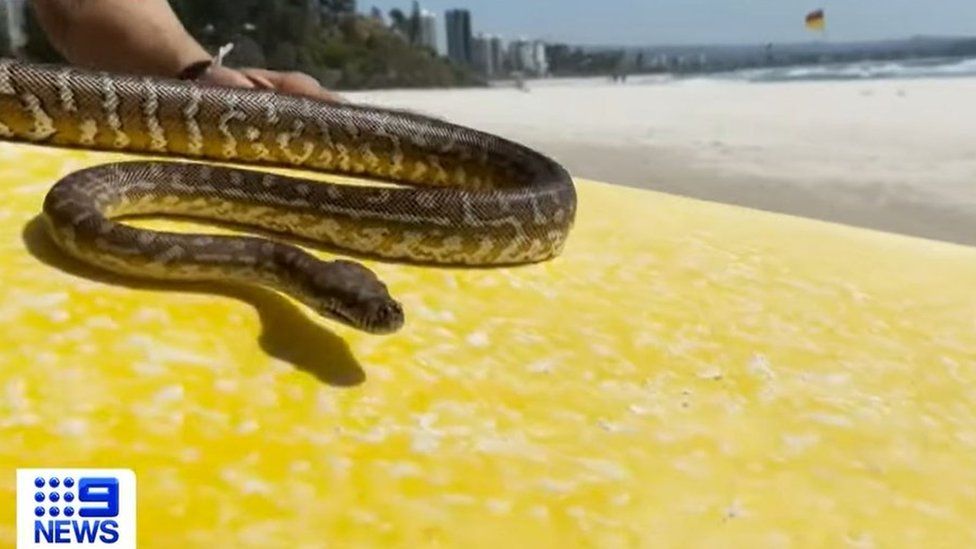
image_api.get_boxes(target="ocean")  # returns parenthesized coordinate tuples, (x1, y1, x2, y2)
(712, 56, 976, 83)
(508, 55, 976, 89)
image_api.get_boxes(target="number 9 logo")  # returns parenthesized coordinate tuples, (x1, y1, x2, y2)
(78, 478, 120, 518)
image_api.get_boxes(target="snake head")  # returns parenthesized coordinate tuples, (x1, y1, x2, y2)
(304, 259, 405, 335)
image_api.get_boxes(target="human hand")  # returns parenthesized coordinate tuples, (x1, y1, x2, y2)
(200, 65, 344, 103)
(31, 0, 344, 102)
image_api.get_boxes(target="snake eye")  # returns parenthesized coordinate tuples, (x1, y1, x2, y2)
(364, 299, 404, 334)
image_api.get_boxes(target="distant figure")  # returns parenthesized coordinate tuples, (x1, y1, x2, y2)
(513, 71, 527, 92)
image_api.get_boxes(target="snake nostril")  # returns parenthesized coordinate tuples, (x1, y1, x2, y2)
(376, 301, 403, 324)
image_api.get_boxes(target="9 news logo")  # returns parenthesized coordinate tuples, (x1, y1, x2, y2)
(16, 469, 136, 548)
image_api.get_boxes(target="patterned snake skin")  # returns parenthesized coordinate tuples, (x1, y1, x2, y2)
(0, 59, 576, 333)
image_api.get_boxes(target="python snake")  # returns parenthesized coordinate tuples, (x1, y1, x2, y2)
(0, 59, 576, 333)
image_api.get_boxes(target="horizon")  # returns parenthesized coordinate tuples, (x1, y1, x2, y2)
(360, 1, 976, 48)
(566, 34, 976, 51)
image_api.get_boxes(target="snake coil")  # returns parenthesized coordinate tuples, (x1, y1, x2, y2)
(0, 58, 576, 333)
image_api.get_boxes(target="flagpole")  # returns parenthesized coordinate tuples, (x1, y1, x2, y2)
(822, 3, 829, 42)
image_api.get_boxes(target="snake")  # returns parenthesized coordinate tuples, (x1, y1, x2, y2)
(0, 58, 576, 334)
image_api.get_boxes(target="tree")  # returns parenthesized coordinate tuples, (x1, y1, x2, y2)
(388, 8, 407, 36)
(169, 0, 255, 44)
(369, 7, 384, 23)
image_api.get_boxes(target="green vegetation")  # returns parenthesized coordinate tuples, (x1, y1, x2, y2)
(21, 0, 483, 90)
(545, 44, 630, 77)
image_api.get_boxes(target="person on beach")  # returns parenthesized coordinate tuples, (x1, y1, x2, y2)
(29, 0, 342, 102)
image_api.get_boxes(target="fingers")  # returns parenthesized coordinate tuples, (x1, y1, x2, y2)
(198, 66, 257, 89)
(236, 69, 275, 90)
(240, 68, 345, 102)
(197, 66, 344, 103)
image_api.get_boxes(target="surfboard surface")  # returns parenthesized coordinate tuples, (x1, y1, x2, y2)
(1, 143, 974, 547)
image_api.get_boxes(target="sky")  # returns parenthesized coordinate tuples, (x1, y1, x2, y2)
(361, 0, 976, 46)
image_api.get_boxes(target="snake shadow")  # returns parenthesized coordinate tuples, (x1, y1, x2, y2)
(21, 216, 366, 387)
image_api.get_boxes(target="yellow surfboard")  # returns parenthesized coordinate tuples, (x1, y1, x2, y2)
(1, 142, 974, 547)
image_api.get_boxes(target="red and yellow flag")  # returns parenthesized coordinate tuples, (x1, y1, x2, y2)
(805, 9, 825, 31)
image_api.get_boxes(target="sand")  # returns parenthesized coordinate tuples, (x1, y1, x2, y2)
(347, 76, 976, 247)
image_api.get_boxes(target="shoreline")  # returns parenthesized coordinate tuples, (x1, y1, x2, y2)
(348, 76, 976, 247)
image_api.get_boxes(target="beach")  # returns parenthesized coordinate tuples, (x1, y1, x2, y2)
(348, 75, 976, 246)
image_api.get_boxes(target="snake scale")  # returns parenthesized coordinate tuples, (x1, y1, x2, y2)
(0, 58, 576, 333)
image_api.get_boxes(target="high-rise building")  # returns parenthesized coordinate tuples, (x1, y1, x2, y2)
(445, 9, 472, 65)
(508, 39, 530, 72)
(472, 34, 506, 78)
(419, 10, 438, 53)
(308, 0, 356, 26)
(507, 38, 548, 77)
(531, 40, 549, 76)
(472, 34, 493, 77)
(489, 35, 506, 75)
